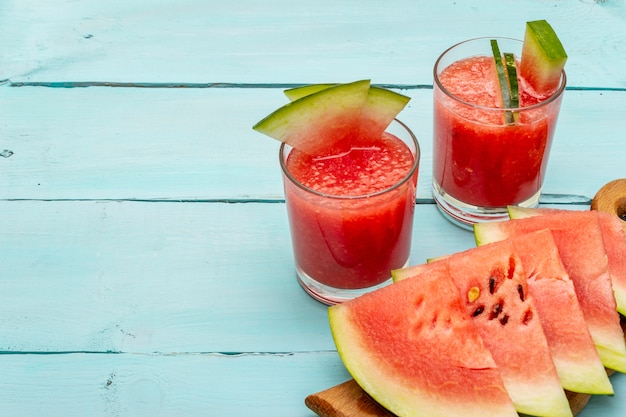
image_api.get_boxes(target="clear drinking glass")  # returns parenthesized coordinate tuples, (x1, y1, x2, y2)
(432, 37, 566, 229)
(280, 119, 420, 305)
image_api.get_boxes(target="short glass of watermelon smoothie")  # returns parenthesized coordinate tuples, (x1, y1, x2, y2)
(280, 119, 420, 305)
(432, 37, 566, 229)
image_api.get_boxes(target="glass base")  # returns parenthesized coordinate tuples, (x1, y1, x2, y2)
(296, 259, 409, 305)
(432, 180, 541, 230)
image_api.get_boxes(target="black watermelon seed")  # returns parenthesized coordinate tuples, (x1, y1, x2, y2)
(472, 306, 485, 317)
(489, 276, 496, 294)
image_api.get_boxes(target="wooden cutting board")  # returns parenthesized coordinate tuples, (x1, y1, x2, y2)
(306, 319, 625, 417)
(591, 178, 626, 235)
(305, 378, 598, 417)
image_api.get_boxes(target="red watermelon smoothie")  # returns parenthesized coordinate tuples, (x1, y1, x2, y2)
(280, 119, 420, 305)
(433, 37, 566, 229)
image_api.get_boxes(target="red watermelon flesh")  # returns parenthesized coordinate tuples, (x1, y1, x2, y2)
(394, 243, 572, 417)
(475, 210, 626, 374)
(329, 261, 518, 417)
(509, 206, 626, 316)
(502, 229, 613, 395)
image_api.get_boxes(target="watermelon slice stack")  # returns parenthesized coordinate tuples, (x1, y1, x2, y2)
(329, 208, 626, 417)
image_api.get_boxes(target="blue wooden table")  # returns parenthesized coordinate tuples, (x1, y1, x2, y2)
(1, 1, 625, 415)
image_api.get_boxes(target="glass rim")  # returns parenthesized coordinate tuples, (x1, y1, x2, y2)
(433, 36, 567, 112)
(279, 118, 420, 200)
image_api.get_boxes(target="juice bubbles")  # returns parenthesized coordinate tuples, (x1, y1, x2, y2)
(281, 120, 419, 305)
(432, 38, 566, 228)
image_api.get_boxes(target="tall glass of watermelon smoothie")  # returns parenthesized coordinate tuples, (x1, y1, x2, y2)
(432, 37, 566, 229)
(280, 119, 420, 305)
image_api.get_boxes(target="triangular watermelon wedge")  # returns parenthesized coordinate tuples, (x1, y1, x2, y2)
(484, 229, 613, 394)
(252, 80, 371, 155)
(394, 242, 573, 417)
(475, 209, 626, 374)
(284, 83, 411, 146)
(329, 261, 518, 417)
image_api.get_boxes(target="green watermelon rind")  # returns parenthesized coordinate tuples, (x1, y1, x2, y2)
(504, 52, 520, 110)
(526, 20, 567, 62)
(473, 221, 508, 246)
(361, 86, 411, 130)
(283, 84, 338, 101)
(490, 39, 512, 110)
(284, 83, 410, 107)
(391, 263, 428, 282)
(506, 205, 540, 219)
(329, 302, 434, 417)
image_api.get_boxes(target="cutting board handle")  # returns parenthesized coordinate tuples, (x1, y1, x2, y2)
(592, 178, 626, 234)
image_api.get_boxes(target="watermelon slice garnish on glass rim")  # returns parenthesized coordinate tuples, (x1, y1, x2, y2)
(283, 83, 410, 143)
(252, 80, 410, 155)
(520, 19, 568, 97)
(252, 80, 370, 155)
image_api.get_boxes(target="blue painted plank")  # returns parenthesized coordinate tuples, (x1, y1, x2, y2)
(1, 0, 626, 87)
(0, 351, 350, 417)
(0, 200, 475, 354)
(1, 86, 625, 202)
(0, 351, 623, 416)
